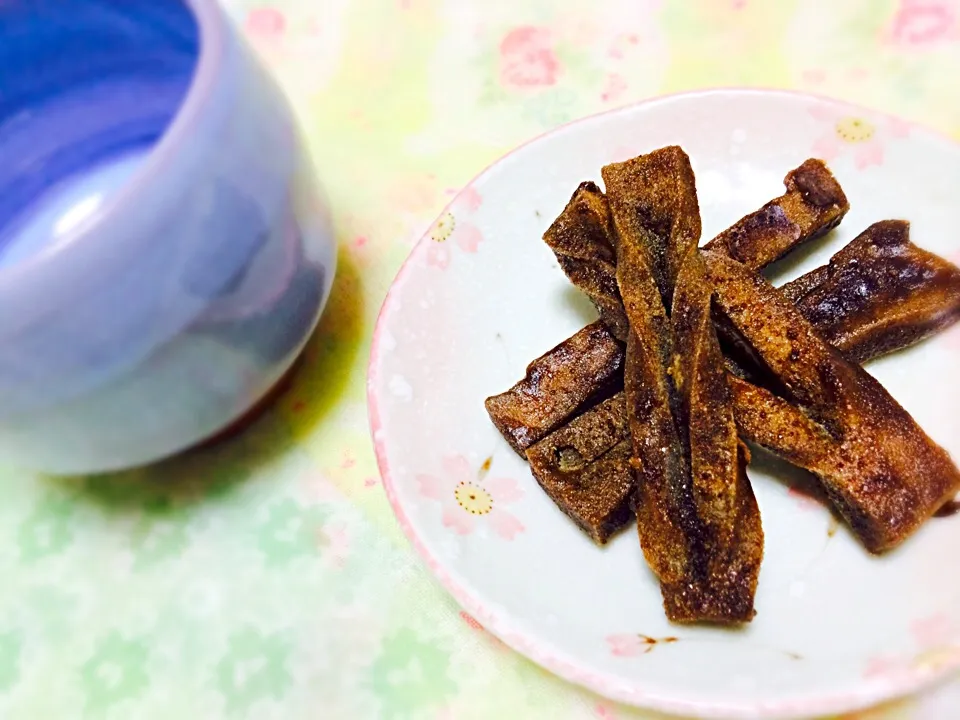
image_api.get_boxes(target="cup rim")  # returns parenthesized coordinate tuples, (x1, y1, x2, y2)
(0, 0, 225, 285)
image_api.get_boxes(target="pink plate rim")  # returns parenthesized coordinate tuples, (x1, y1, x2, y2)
(366, 87, 960, 719)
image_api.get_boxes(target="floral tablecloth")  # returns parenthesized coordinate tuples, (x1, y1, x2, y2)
(2, 1, 960, 718)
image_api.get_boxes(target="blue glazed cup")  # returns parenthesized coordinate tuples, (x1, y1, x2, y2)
(0, 0, 336, 474)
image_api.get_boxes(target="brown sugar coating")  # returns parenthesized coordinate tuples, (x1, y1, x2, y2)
(496, 159, 853, 454)
(664, 251, 763, 623)
(728, 377, 840, 478)
(489, 155, 960, 562)
(704, 159, 849, 269)
(491, 217, 960, 467)
(785, 220, 960, 363)
(705, 251, 960, 553)
(491, 157, 849, 560)
(514, 230, 960, 545)
(526, 394, 633, 544)
(779, 265, 831, 305)
(724, 374, 904, 532)
(541, 181, 616, 264)
(484, 321, 623, 455)
(543, 182, 629, 340)
(602, 146, 702, 306)
(604, 147, 762, 623)
(605, 150, 696, 618)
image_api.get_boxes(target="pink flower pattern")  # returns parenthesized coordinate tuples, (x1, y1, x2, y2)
(245, 8, 287, 39)
(912, 613, 955, 648)
(426, 213, 484, 270)
(606, 633, 678, 657)
(864, 647, 960, 684)
(600, 73, 628, 104)
(863, 654, 910, 681)
(607, 634, 644, 657)
(459, 186, 484, 213)
(606, 33, 640, 61)
(861, 612, 960, 684)
(809, 106, 910, 170)
(594, 703, 618, 719)
(417, 455, 525, 539)
(499, 27, 561, 90)
(885, 1, 959, 47)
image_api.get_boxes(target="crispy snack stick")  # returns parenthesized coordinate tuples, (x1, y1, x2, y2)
(525, 394, 633, 544)
(604, 147, 762, 623)
(523, 223, 960, 545)
(540, 230, 960, 551)
(784, 220, 960, 364)
(601, 147, 702, 306)
(545, 160, 848, 337)
(705, 251, 960, 553)
(542, 181, 628, 340)
(493, 218, 960, 457)
(703, 158, 849, 268)
(727, 377, 844, 475)
(780, 266, 830, 304)
(666, 251, 763, 622)
(484, 322, 622, 455)
(605, 152, 701, 619)
(492, 159, 849, 452)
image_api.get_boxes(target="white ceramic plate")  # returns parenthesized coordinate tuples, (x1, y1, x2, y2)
(367, 89, 960, 719)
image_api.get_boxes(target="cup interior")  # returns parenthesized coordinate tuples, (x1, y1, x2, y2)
(0, 1, 200, 268)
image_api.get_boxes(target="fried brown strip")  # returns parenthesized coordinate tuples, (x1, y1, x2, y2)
(535, 241, 960, 551)
(514, 226, 960, 543)
(532, 228, 960, 544)
(604, 147, 762, 623)
(484, 322, 622, 454)
(665, 251, 763, 622)
(495, 216, 960, 459)
(703, 159, 849, 268)
(779, 266, 830, 305)
(785, 220, 960, 363)
(600, 148, 702, 307)
(526, 394, 633, 544)
(727, 376, 837, 471)
(491, 159, 850, 453)
(705, 251, 960, 553)
(543, 181, 628, 340)
(606, 162, 698, 619)
(546, 160, 848, 332)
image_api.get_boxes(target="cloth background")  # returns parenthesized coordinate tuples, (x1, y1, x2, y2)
(2, 1, 960, 717)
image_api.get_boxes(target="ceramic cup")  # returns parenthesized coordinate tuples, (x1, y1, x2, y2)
(0, 0, 336, 474)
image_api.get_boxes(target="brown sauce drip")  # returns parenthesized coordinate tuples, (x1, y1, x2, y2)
(478, 456, 493, 481)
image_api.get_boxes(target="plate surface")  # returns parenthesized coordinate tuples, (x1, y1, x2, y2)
(367, 89, 960, 719)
